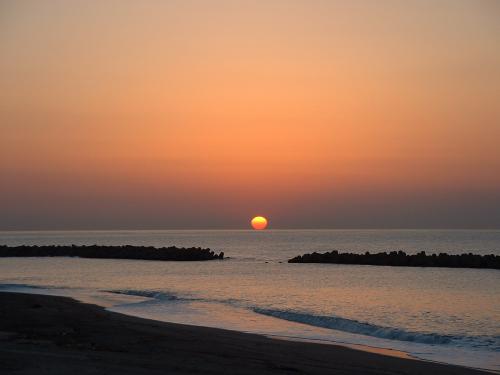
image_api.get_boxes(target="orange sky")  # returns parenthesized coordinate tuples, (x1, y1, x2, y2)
(1, 0, 499, 229)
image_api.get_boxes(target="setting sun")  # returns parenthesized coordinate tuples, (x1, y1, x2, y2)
(251, 216, 268, 230)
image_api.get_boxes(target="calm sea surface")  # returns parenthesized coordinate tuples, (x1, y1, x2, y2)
(0, 230, 498, 370)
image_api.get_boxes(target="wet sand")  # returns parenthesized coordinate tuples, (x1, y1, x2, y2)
(0, 292, 489, 374)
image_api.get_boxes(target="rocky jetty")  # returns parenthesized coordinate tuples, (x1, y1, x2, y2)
(0, 245, 224, 261)
(288, 250, 499, 269)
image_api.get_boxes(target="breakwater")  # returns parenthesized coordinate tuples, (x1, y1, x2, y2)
(288, 250, 499, 269)
(0, 245, 224, 261)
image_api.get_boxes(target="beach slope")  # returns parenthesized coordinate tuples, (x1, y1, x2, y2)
(0, 292, 489, 375)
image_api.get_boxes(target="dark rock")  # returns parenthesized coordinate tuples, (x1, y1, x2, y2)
(0, 245, 224, 262)
(288, 250, 499, 269)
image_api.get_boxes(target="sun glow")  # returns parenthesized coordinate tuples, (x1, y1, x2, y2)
(251, 216, 268, 230)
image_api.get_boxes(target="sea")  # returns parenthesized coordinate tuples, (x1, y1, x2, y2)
(0, 229, 498, 371)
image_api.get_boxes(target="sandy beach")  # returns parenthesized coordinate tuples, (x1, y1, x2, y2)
(0, 292, 490, 375)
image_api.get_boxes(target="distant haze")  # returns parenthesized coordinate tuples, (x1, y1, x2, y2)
(1, 0, 499, 230)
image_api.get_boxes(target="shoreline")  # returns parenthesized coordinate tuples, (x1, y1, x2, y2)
(0, 292, 491, 374)
(264, 334, 413, 360)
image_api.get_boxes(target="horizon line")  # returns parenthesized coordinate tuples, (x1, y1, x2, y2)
(1, 227, 499, 233)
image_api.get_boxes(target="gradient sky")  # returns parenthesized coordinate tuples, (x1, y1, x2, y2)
(1, 0, 499, 230)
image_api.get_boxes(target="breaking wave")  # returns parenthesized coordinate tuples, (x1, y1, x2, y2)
(107, 289, 184, 301)
(106, 289, 499, 351)
(252, 308, 500, 349)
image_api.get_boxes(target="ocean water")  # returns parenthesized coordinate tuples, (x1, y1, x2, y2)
(0, 229, 498, 371)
